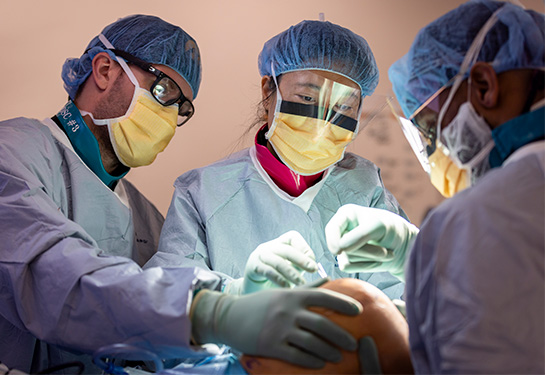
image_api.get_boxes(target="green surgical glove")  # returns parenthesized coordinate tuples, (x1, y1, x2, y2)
(325, 205, 419, 281)
(190, 286, 362, 369)
(225, 230, 318, 294)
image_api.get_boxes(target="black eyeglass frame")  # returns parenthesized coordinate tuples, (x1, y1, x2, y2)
(109, 49, 195, 126)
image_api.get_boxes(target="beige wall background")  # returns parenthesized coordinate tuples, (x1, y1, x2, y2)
(1, 0, 542, 226)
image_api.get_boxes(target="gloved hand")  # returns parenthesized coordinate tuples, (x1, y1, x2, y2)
(325, 204, 419, 281)
(226, 231, 318, 294)
(358, 336, 382, 375)
(190, 285, 363, 369)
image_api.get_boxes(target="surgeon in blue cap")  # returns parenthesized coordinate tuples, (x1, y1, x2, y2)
(150, 20, 409, 300)
(325, 0, 545, 373)
(0, 15, 364, 374)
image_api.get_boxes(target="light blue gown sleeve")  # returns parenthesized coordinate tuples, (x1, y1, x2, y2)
(405, 154, 545, 374)
(368, 167, 409, 221)
(148, 171, 234, 285)
(0, 121, 220, 360)
(150, 172, 207, 268)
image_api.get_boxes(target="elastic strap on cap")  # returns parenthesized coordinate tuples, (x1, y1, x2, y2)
(436, 6, 504, 141)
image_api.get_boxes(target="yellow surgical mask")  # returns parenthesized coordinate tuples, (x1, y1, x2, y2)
(266, 70, 361, 175)
(428, 145, 469, 197)
(80, 34, 179, 168)
(108, 89, 177, 167)
(268, 111, 354, 175)
(82, 87, 178, 168)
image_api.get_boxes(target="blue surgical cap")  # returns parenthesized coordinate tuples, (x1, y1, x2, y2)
(258, 20, 379, 97)
(62, 14, 202, 100)
(389, 0, 545, 118)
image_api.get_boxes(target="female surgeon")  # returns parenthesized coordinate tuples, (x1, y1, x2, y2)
(146, 20, 410, 300)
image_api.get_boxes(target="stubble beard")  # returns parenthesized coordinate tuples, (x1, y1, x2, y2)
(91, 75, 134, 174)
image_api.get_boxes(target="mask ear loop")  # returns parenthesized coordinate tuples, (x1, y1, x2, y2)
(98, 34, 140, 89)
(265, 62, 283, 139)
(80, 34, 146, 133)
(435, 6, 503, 147)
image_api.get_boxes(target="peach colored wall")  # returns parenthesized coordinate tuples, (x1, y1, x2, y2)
(0, 1, 542, 225)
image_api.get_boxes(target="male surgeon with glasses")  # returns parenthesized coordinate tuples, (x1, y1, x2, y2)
(0, 14, 363, 374)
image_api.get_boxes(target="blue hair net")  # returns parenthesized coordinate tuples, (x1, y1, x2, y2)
(389, 0, 545, 118)
(62, 15, 202, 100)
(258, 20, 379, 97)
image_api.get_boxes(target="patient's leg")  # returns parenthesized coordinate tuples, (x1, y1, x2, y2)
(240, 278, 414, 374)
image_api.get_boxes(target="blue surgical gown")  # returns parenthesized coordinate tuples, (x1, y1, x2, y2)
(149, 147, 406, 299)
(405, 141, 545, 374)
(0, 117, 221, 373)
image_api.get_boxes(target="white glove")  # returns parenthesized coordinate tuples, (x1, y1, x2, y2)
(226, 231, 318, 294)
(190, 284, 362, 369)
(325, 205, 419, 281)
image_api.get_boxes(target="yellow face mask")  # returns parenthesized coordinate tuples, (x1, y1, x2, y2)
(428, 145, 469, 198)
(266, 71, 361, 175)
(79, 32, 181, 168)
(268, 111, 354, 175)
(108, 89, 178, 167)
(83, 88, 178, 167)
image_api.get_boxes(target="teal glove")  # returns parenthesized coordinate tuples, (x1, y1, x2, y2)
(325, 205, 419, 281)
(190, 286, 362, 369)
(358, 336, 382, 375)
(226, 231, 318, 294)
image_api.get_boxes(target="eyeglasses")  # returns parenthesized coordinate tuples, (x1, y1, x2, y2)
(110, 49, 195, 126)
(407, 77, 459, 155)
(387, 97, 431, 173)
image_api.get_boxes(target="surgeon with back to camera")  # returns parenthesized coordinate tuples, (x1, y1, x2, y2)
(326, 0, 545, 373)
(149, 19, 412, 301)
(0, 14, 365, 374)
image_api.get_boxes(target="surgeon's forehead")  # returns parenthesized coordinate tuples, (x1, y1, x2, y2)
(280, 70, 360, 91)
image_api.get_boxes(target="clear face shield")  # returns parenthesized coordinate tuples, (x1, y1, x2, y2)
(389, 90, 478, 197)
(387, 84, 450, 176)
(390, 7, 505, 197)
(265, 69, 363, 175)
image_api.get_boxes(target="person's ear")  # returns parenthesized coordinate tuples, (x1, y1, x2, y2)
(90, 52, 118, 91)
(261, 75, 277, 119)
(469, 62, 499, 109)
(261, 76, 274, 101)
